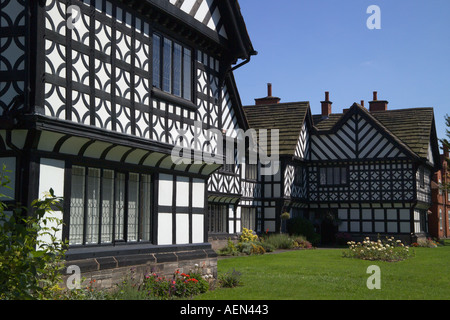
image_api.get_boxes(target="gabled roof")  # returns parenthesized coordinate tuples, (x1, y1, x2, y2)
(370, 108, 436, 160)
(242, 102, 310, 156)
(312, 103, 440, 166)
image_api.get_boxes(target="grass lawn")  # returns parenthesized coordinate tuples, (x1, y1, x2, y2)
(196, 246, 450, 300)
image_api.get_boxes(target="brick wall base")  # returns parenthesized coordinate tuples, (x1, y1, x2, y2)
(61, 248, 218, 291)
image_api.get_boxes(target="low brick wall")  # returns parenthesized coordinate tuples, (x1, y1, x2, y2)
(209, 234, 239, 251)
(61, 248, 218, 291)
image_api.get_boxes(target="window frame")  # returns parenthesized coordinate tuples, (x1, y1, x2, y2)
(152, 32, 193, 102)
(67, 165, 154, 247)
(294, 166, 303, 185)
(245, 163, 258, 181)
(208, 204, 228, 234)
(241, 207, 256, 231)
(319, 166, 349, 187)
(419, 166, 425, 188)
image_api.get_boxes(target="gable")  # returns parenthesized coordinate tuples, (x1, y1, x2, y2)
(311, 110, 407, 161)
(356, 113, 407, 159)
(294, 121, 310, 160)
(169, 0, 228, 39)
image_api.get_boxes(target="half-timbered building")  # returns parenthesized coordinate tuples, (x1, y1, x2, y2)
(0, 0, 442, 287)
(243, 89, 441, 244)
(0, 0, 256, 283)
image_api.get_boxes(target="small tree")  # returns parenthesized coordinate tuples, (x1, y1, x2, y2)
(0, 165, 66, 300)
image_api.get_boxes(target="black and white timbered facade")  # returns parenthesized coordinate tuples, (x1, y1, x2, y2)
(0, 0, 256, 269)
(243, 90, 441, 244)
(0, 0, 442, 280)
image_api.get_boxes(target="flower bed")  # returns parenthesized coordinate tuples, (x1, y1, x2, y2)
(342, 236, 414, 262)
(143, 269, 210, 300)
(411, 238, 439, 248)
(217, 229, 314, 257)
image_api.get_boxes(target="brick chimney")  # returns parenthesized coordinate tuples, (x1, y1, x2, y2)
(255, 83, 281, 105)
(321, 91, 332, 118)
(444, 143, 449, 159)
(369, 91, 388, 112)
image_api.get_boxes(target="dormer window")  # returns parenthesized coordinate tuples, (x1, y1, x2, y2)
(153, 33, 192, 101)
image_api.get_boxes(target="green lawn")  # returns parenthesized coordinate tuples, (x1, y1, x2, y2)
(196, 246, 450, 300)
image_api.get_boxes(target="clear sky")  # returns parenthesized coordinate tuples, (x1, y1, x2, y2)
(234, 0, 450, 146)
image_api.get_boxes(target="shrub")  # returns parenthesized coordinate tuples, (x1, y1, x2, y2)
(258, 241, 275, 253)
(0, 168, 66, 300)
(412, 238, 438, 248)
(217, 239, 240, 256)
(286, 217, 321, 246)
(292, 236, 313, 249)
(238, 241, 265, 255)
(250, 243, 266, 255)
(261, 233, 293, 250)
(342, 236, 414, 262)
(240, 228, 258, 243)
(218, 269, 242, 288)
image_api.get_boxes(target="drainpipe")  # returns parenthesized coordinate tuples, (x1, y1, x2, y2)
(3, 95, 25, 210)
(4, 95, 24, 156)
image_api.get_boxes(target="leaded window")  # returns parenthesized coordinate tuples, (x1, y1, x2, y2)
(69, 167, 152, 246)
(245, 164, 257, 180)
(319, 167, 348, 186)
(208, 204, 227, 233)
(153, 33, 192, 101)
(241, 207, 256, 231)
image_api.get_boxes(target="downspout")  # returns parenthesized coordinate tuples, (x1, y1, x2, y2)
(4, 95, 24, 157)
(3, 95, 25, 211)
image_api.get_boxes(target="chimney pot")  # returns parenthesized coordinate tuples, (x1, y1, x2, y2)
(321, 91, 332, 118)
(361, 100, 365, 108)
(254, 83, 280, 105)
(369, 91, 388, 112)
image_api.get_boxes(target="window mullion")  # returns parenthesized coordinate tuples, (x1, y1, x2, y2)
(82, 167, 89, 246)
(98, 169, 104, 243)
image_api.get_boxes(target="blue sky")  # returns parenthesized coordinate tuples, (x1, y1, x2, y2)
(234, 0, 450, 144)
